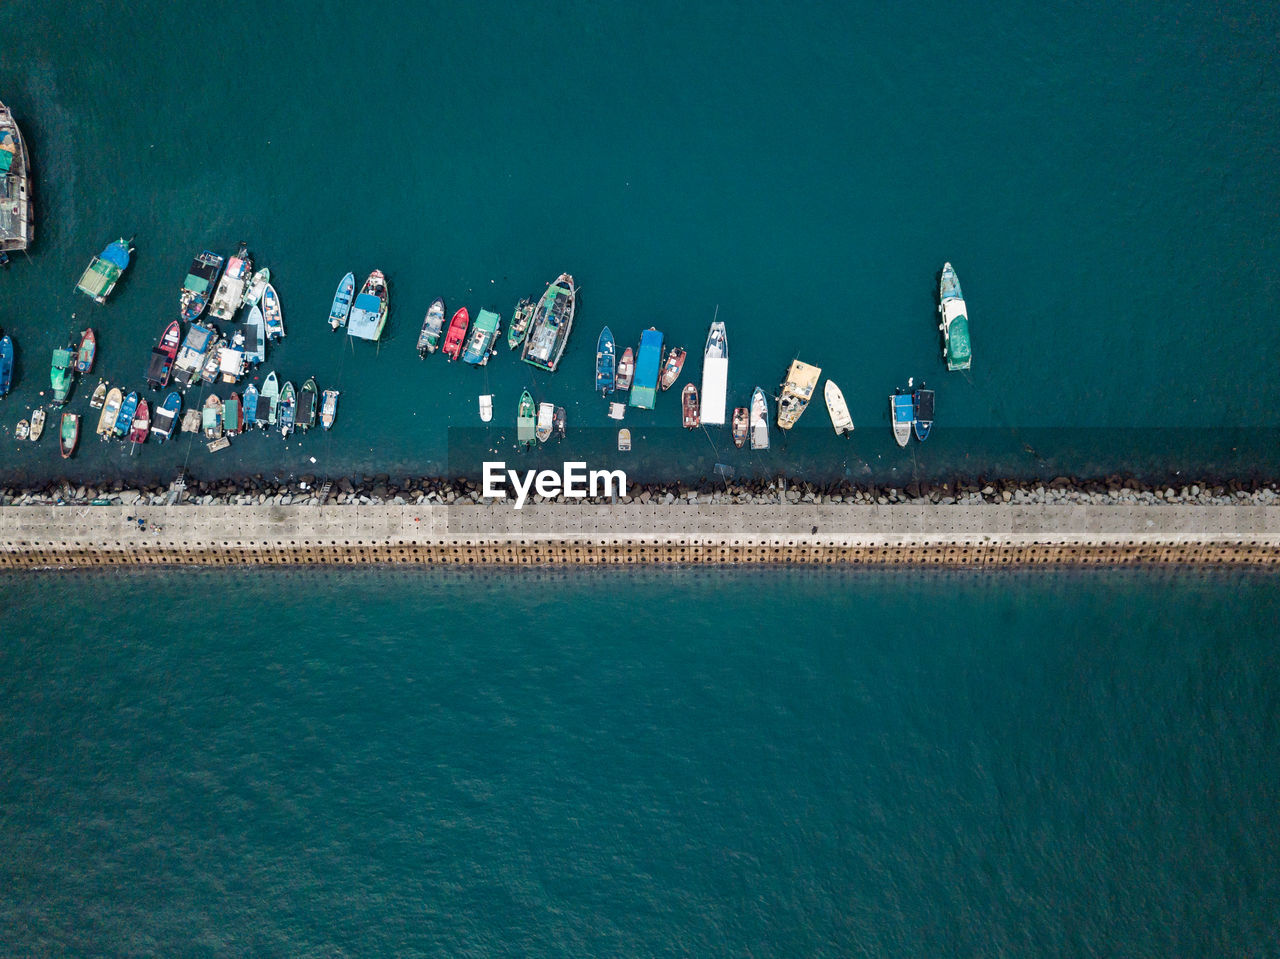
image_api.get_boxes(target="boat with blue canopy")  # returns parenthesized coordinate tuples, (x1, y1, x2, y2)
(348, 270, 388, 342)
(76, 238, 133, 303)
(628, 328, 663, 409)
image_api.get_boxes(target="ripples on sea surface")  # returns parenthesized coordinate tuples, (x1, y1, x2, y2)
(0, 567, 1277, 956)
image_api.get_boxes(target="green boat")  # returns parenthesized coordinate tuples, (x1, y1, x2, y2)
(938, 262, 971, 371)
(517, 389, 536, 447)
(75, 238, 132, 303)
(462, 309, 501, 365)
(50, 346, 75, 405)
(299, 376, 318, 429)
(507, 297, 534, 349)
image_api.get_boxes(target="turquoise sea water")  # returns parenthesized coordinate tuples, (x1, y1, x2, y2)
(2, 1, 1279, 486)
(1, 567, 1277, 956)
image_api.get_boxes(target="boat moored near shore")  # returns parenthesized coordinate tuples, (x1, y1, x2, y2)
(699, 316, 728, 426)
(522, 273, 576, 373)
(595, 326, 615, 394)
(347, 270, 388, 342)
(776, 360, 820, 430)
(328, 272, 356, 331)
(209, 242, 251, 322)
(824, 380, 853, 435)
(913, 388, 934, 441)
(180, 251, 224, 323)
(938, 262, 971, 371)
(0, 101, 34, 255)
(891, 392, 913, 447)
(750, 387, 769, 450)
(418, 298, 445, 356)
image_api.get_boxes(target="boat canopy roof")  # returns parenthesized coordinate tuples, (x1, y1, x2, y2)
(893, 395, 914, 422)
(629, 329, 663, 410)
(944, 309, 971, 365)
(475, 308, 500, 330)
(0, 131, 15, 173)
(700, 357, 728, 425)
(914, 390, 935, 419)
(53, 347, 74, 367)
(348, 294, 384, 340)
(101, 240, 131, 269)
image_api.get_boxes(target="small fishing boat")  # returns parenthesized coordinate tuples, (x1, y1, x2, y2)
(750, 387, 769, 450)
(243, 265, 270, 307)
(298, 377, 318, 429)
(442, 307, 470, 360)
(207, 436, 231, 453)
(278, 381, 297, 436)
(59, 412, 79, 458)
(659, 347, 685, 391)
(320, 389, 339, 430)
(507, 297, 534, 350)
(479, 394, 493, 422)
(461, 309, 502, 365)
(629, 328, 663, 410)
(608, 402, 625, 420)
(262, 283, 285, 341)
(259, 371, 279, 427)
(348, 270, 389, 342)
(114, 391, 139, 438)
(202, 394, 224, 439)
(777, 360, 821, 430)
(682, 383, 700, 429)
(242, 306, 266, 365)
(938, 262, 971, 371)
(732, 406, 748, 448)
(824, 380, 854, 435)
(201, 337, 225, 383)
(15, 419, 29, 440)
(152, 391, 181, 442)
(179, 250, 224, 322)
(913, 389, 934, 441)
(891, 392, 913, 447)
(616, 347, 634, 392)
(129, 398, 150, 447)
(595, 326, 615, 394)
(418, 298, 445, 356)
(516, 390, 536, 447)
(173, 323, 215, 388)
(0, 101, 32, 256)
(146, 320, 182, 390)
(90, 380, 107, 409)
(223, 393, 241, 435)
(536, 402, 554, 443)
(699, 316, 728, 426)
(50, 347, 75, 405)
(618, 428, 631, 451)
(242, 383, 258, 429)
(209, 242, 251, 322)
(76, 238, 132, 304)
(29, 407, 45, 441)
(75, 328, 96, 373)
(521, 273, 577, 373)
(0, 335, 13, 397)
(328, 271, 356, 330)
(218, 331, 248, 383)
(554, 406, 566, 438)
(97, 387, 122, 437)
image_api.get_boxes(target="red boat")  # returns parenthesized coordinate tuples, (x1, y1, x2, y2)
(75, 328, 96, 373)
(146, 320, 182, 390)
(129, 398, 150, 447)
(682, 383, 700, 429)
(442, 308, 470, 360)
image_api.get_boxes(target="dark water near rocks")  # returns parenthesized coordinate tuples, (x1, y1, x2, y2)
(2, 0, 1279, 488)
(1, 567, 1278, 956)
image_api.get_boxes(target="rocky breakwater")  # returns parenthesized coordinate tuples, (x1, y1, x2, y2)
(1, 474, 1279, 508)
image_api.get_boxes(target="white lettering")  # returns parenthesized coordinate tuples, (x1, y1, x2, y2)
(535, 471, 561, 498)
(563, 462, 588, 498)
(482, 462, 507, 499)
(589, 469, 628, 498)
(509, 469, 537, 510)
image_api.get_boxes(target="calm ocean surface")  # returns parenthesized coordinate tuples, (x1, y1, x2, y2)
(1, 567, 1277, 956)
(2, 0, 1279, 485)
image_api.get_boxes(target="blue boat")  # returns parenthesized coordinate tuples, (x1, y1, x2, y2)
(76, 237, 133, 304)
(0, 334, 13, 397)
(628, 328, 663, 410)
(152, 391, 182, 442)
(114, 391, 139, 437)
(279, 380, 296, 436)
(243, 383, 258, 428)
(328, 272, 356, 330)
(595, 326, 615, 395)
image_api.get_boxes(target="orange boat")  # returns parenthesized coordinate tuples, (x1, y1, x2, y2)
(682, 383, 700, 429)
(442, 308, 470, 361)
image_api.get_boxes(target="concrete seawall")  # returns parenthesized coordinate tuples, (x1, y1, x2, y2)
(3, 504, 1280, 568)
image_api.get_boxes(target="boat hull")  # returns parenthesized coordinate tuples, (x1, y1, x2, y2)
(521, 274, 576, 373)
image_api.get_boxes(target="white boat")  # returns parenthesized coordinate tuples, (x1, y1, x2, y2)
(479, 394, 493, 422)
(15, 418, 29, 440)
(209, 242, 251, 322)
(699, 313, 728, 426)
(28, 408, 44, 441)
(824, 380, 853, 435)
(608, 402, 626, 421)
(618, 428, 631, 451)
(776, 360, 821, 429)
(749, 387, 769, 450)
(243, 266, 270, 307)
(535, 402, 555, 443)
(262, 283, 285, 340)
(891, 393, 913, 447)
(938, 262, 971, 371)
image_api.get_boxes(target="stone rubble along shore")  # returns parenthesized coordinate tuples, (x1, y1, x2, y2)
(1, 475, 1278, 508)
